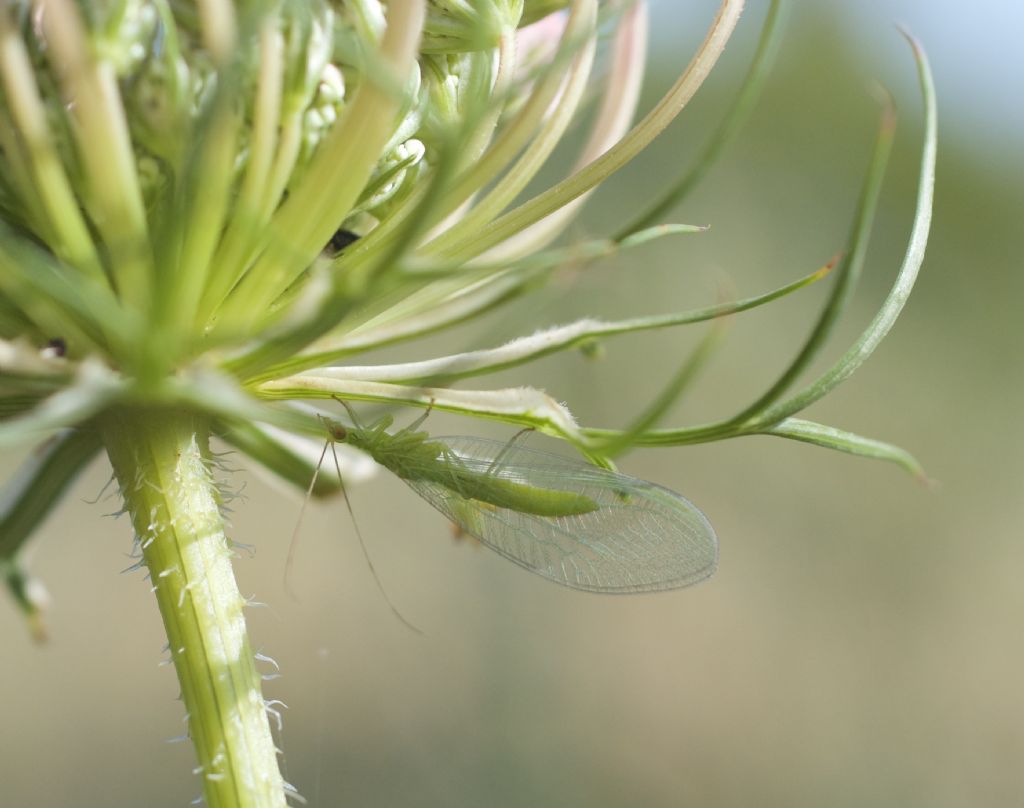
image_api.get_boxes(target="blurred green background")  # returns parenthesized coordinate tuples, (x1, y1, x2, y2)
(3, 2, 1022, 806)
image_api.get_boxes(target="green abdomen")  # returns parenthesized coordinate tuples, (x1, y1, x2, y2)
(349, 430, 598, 517)
(450, 473, 598, 517)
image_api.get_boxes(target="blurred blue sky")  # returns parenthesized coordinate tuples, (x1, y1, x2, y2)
(651, 0, 1024, 153)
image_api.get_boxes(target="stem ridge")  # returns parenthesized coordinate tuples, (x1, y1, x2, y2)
(103, 409, 287, 808)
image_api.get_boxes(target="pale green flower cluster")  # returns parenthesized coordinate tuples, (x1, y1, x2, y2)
(0, 1, 935, 804)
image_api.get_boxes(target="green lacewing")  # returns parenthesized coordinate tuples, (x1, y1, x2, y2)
(322, 405, 718, 594)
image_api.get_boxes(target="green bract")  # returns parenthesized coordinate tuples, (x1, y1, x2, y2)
(0, 1, 935, 806)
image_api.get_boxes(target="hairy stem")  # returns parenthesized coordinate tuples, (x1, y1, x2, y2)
(102, 408, 287, 808)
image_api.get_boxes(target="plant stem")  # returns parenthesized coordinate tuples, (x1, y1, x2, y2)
(102, 408, 287, 808)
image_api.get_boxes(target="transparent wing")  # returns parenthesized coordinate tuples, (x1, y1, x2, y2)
(403, 437, 718, 593)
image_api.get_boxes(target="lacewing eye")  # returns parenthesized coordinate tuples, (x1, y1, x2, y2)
(45, 337, 67, 357)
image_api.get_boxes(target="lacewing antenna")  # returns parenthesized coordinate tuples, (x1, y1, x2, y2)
(285, 409, 422, 634)
(283, 441, 330, 602)
(326, 441, 422, 635)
